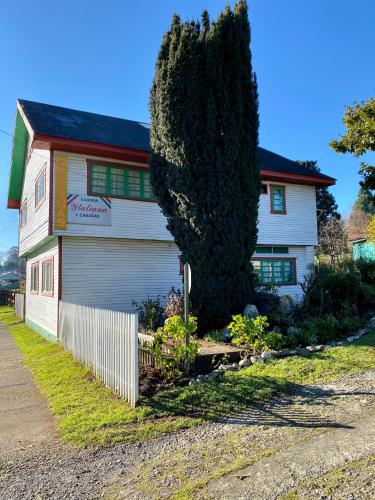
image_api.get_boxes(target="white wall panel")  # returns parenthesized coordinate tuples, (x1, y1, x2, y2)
(19, 149, 50, 256)
(61, 237, 182, 312)
(25, 237, 59, 337)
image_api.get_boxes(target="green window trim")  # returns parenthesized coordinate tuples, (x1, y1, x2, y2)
(270, 185, 286, 213)
(252, 258, 296, 286)
(88, 162, 157, 202)
(255, 246, 289, 254)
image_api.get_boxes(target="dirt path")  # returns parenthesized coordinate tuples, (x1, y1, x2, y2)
(1, 322, 375, 499)
(0, 323, 57, 454)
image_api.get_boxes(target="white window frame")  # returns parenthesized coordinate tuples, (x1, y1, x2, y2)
(30, 262, 39, 294)
(35, 165, 46, 209)
(41, 258, 54, 296)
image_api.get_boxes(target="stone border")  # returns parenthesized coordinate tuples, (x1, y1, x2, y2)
(189, 318, 375, 386)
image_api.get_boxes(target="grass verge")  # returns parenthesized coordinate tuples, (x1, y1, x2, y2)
(1, 306, 375, 447)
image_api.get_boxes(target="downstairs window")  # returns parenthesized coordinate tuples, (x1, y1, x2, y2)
(252, 258, 296, 286)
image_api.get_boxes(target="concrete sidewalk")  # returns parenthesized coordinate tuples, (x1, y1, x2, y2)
(0, 322, 56, 454)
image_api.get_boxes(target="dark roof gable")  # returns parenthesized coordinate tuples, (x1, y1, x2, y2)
(19, 99, 334, 182)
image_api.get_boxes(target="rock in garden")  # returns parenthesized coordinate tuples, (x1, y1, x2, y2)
(189, 379, 199, 386)
(357, 329, 368, 337)
(261, 351, 272, 360)
(287, 326, 300, 336)
(250, 355, 264, 364)
(239, 359, 252, 368)
(314, 345, 325, 351)
(306, 346, 316, 352)
(210, 369, 223, 379)
(367, 317, 375, 329)
(273, 348, 291, 357)
(296, 348, 310, 356)
(243, 304, 259, 318)
(346, 336, 355, 342)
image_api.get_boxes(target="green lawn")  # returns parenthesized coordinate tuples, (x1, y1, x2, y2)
(1, 306, 375, 447)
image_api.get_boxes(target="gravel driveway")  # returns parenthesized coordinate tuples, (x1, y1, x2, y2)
(1, 368, 375, 499)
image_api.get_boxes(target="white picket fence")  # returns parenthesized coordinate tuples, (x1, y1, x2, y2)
(59, 301, 139, 406)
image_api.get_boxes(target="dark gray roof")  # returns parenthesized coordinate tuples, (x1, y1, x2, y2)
(19, 99, 334, 182)
(19, 99, 151, 152)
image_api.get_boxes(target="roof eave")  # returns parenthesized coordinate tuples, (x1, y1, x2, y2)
(33, 133, 150, 164)
(260, 169, 336, 187)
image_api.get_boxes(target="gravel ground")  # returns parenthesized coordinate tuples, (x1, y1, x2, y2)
(1, 370, 375, 499)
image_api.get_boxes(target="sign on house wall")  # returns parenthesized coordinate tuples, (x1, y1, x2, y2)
(67, 194, 112, 226)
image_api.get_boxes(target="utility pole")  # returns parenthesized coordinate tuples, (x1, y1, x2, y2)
(183, 262, 190, 374)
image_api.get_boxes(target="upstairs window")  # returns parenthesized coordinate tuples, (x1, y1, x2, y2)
(31, 262, 39, 293)
(20, 199, 27, 227)
(89, 162, 156, 201)
(42, 258, 54, 296)
(35, 166, 46, 208)
(270, 185, 286, 214)
(253, 258, 296, 286)
(255, 246, 289, 254)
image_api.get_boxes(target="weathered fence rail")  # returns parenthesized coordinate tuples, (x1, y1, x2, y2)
(14, 292, 25, 320)
(59, 302, 139, 406)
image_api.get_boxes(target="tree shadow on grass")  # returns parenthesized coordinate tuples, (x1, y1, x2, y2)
(144, 372, 375, 431)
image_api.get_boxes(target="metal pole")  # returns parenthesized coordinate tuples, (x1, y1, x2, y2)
(183, 263, 190, 374)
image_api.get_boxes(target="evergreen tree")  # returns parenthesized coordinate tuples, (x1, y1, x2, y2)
(296, 160, 340, 232)
(347, 187, 374, 241)
(149, 1, 260, 332)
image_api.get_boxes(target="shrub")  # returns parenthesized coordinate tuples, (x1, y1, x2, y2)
(204, 330, 226, 343)
(150, 316, 200, 376)
(359, 283, 375, 313)
(264, 331, 287, 350)
(132, 296, 165, 333)
(302, 315, 338, 344)
(357, 259, 375, 285)
(228, 314, 270, 354)
(164, 287, 185, 318)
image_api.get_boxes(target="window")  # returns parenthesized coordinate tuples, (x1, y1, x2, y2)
(270, 185, 286, 213)
(20, 199, 27, 227)
(252, 258, 296, 285)
(35, 166, 46, 208)
(31, 263, 39, 293)
(255, 246, 289, 254)
(89, 162, 156, 201)
(41, 258, 54, 296)
(261, 184, 268, 195)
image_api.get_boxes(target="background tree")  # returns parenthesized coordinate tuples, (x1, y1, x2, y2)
(330, 98, 375, 192)
(317, 218, 348, 269)
(296, 160, 340, 233)
(149, 0, 260, 332)
(1, 246, 25, 274)
(347, 187, 374, 241)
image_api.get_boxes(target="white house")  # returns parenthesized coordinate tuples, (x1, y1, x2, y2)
(7, 99, 335, 340)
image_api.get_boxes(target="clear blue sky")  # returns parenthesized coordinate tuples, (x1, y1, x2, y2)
(1, 0, 374, 251)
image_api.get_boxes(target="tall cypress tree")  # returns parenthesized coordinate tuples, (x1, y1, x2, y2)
(149, 1, 260, 332)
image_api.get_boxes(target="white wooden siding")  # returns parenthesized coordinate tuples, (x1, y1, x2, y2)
(61, 237, 182, 312)
(53, 152, 173, 241)
(253, 245, 314, 301)
(258, 183, 318, 246)
(19, 149, 50, 256)
(25, 238, 59, 337)
(52, 153, 318, 247)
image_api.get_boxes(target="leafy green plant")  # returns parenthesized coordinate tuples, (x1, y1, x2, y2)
(132, 296, 165, 333)
(204, 330, 226, 343)
(150, 316, 200, 376)
(228, 314, 269, 354)
(263, 331, 286, 350)
(302, 315, 339, 344)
